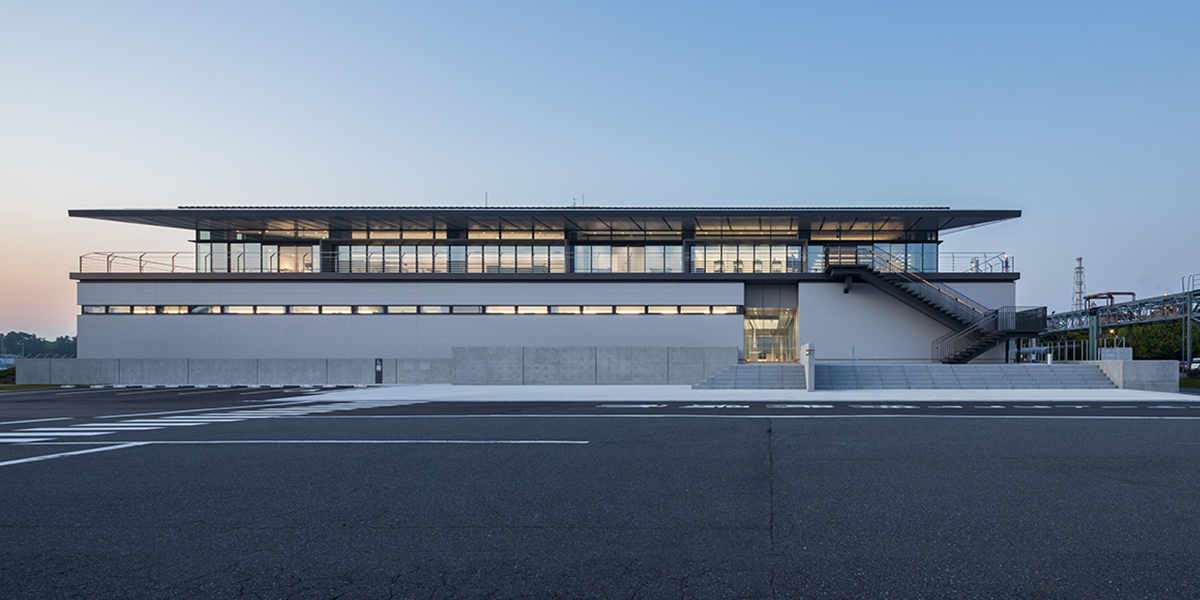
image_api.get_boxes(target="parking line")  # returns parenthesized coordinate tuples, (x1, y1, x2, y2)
(0, 417, 73, 426)
(0, 443, 148, 467)
(98, 400, 316, 419)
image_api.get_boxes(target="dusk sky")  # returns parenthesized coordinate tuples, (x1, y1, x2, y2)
(2, 1, 1197, 339)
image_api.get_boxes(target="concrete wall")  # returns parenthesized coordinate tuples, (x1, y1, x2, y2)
(17, 347, 736, 385)
(796, 280, 1017, 364)
(77, 281, 745, 360)
(1090, 360, 1179, 393)
(452, 346, 738, 385)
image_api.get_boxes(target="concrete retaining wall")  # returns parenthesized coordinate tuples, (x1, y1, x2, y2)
(16, 347, 736, 386)
(452, 346, 737, 385)
(1089, 360, 1179, 393)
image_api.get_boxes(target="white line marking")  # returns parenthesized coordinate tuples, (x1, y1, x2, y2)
(596, 404, 669, 409)
(115, 389, 178, 396)
(9, 430, 118, 436)
(67, 426, 165, 431)
(766, 404, 836, 409)
(0, 417, 72, 426)
(0, 438, 55, 443)
(296, 414, 1200, 421)
(98, 400, 315, 419)
(53, 388, 119, 396)
(680, 404, 750, 409)
(0, 443, 148, 467)
(177, 389, 243, 396)
(114, 421, 208, 426)
(31, 439, 589, 445)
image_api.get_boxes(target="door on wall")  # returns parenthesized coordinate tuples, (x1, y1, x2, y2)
(744, 307, 797, 363)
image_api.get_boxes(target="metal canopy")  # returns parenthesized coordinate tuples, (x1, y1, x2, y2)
(68, 206, 1020, 232)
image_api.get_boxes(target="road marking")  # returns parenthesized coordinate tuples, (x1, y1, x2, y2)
(6, 430, 115, 436)
(54, 388, 120, 396)
(766, 405, 836, 409)
(681, 404, 750, 409)
(0, 417, 72, 426)
(0, 443, 148, 467)
(1102, 406, 1137, 409)
(596, 404, 669, 409)
(177, 389, 244, 396)
(0, 437, 54, 443)
(928, 405, 963, 409)
(849, 405, 920, 409)
(114, 421, 209, 426)
(304, 414, 1200, 421)
(98, 399, 316, 419)
(66, 426, 165, 431)
(32, 439, 589, 446)
(115, 389, 178, 396)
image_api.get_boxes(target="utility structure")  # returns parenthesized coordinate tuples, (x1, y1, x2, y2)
(1046, 273, 1200, 364)
(1072, 257, 1085, 311)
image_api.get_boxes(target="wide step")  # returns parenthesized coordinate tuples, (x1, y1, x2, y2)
(692, 364, 806, 390)
(813, 364, 1117, 390)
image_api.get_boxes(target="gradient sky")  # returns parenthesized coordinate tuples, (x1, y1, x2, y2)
(2, 1, 1197, 339)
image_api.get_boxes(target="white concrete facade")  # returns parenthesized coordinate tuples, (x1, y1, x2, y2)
(77, 281, 745, 359)
(796, 280, 1017, 363)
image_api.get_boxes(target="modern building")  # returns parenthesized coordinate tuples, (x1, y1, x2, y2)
(55, 206, 1042, 385)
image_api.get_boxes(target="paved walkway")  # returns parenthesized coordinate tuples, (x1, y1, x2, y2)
(316, 384, 1195, 403)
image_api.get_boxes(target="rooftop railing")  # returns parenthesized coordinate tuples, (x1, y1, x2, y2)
(79, 249, 1017, 275)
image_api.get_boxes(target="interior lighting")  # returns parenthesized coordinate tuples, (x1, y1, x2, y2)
(615, 306, 646, 315)
(321, 306, 352, 315)
(679, 306, 710, 314)
(647, 306, 678, 315)
(356, 306, 385, 314)
(711, 306, 739, 315)
(486, 306, 517, 314)
(255, 306, 286, 315)
(582, 306, 613, 314)
(517, 306, 549, 314)
(290, 306, 319, 314)
(386, 306, 417, 314)
(550, 306, 581, 314)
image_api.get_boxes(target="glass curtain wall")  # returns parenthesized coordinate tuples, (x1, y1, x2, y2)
(691, 245, 803, 274)
(573, 246, 684, 273)
(743, 307, 798, 363)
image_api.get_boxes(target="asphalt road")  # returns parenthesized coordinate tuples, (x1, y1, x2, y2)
(3, 389, 1200, 599)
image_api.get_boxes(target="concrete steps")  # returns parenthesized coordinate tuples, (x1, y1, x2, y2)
(692, 364, 807, 390)
(813, 364, 1117, 390)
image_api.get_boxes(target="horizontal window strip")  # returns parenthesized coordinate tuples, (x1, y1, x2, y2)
(80, 305, 744, 316)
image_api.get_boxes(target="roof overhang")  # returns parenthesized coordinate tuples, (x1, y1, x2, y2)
(68, 206, 1021, 233)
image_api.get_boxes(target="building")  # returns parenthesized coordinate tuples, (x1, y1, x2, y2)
(52, 206, 1039, 385)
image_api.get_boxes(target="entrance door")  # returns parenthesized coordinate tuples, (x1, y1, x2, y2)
(744, 307, 797, 363)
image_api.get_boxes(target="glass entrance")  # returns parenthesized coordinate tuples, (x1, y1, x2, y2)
(744, 307, 797, 363)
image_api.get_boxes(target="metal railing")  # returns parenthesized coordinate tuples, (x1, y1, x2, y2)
(859, 247, 992, 324)
(931, 306, 1048, 362)
(1018, 336, 1126, 363)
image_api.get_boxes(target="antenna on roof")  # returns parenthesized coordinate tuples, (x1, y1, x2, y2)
(485, 191, 488, 208)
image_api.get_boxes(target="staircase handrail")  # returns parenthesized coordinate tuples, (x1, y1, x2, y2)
(863, 247, 991, 323)
(931, 311, 997, 362)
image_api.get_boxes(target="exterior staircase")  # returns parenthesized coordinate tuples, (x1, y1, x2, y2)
(826, 248, 1046, 364)
(692, 364, 806, 389)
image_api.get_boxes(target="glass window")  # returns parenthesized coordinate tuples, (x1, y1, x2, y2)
(226, 306, 254, 315)
(290, 306, 319, 314)
(419, 306, 450, 314)
(517, 306, 548, 314)
(160, 306, 188, 315)
(711, 305, 740, 315)
(132, 306, 156, 315)
(356, 306, 384, 314)
(386, 306, 418, 314)
(256, 306, 286, 314)
(82, 306, 106, 314)
(615, 306, 646, 315)
(108, 306, 132, 314)
(451, 306, 482, 314)
(550, 306, 581, 314)
(679, 306, 710, 314)
(486, 306, 516, 314)
(647, 306, 678, 314)
(582, 306, 613, 314)
(321, 306, 352, 315)
(189, 306, 221, 314)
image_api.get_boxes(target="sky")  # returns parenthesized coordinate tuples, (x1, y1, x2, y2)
(1, 1, 1197, 339)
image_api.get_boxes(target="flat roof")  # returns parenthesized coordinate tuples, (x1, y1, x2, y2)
(68, 206, 1020, 232)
